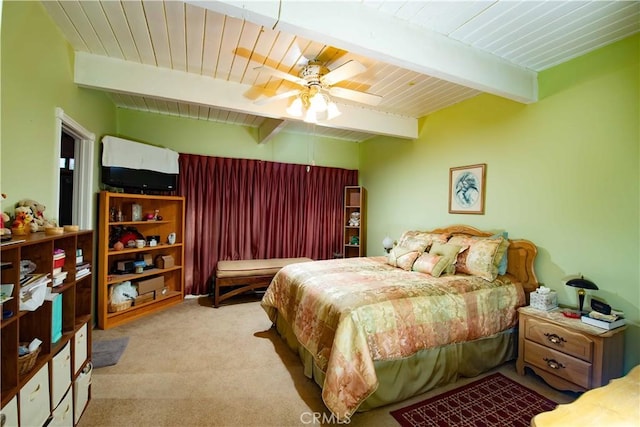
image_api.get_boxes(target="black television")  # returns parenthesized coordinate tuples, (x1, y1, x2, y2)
(102, 166, 177, 192)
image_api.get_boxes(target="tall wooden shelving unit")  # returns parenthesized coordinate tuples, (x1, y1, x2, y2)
(343, 186, 366, 258)
(0, 230, 93, 426)
(97, 191, 185, 329)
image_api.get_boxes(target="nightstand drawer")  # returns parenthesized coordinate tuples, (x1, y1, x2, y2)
(524, 340, 592, 389)
(525, 317, 593, 362)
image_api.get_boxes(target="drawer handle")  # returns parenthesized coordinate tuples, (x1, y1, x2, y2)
(544, 333, 566, 345)
(543, 357, 565, 370)
(30, 384, 41, 401)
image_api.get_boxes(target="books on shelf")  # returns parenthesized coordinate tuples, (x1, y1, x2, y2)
(76, 268, 91, 280)
(0, 284, 14, 303)
(53, 249, 66, 270)
(53, 249, 65, 260)
(581, 314, 626, 330)
(52, 270, 68, 287)
(76, 262, 91, 279)
(20, 273, 51, 287)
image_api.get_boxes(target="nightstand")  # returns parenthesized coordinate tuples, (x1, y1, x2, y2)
(516, 306, 625, 392)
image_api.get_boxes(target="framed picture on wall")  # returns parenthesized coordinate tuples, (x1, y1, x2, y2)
(449, 163, 486, 214)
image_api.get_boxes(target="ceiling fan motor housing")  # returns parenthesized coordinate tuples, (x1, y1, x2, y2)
(299, 62, 329, 86)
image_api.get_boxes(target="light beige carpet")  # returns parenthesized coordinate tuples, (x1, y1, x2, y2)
(79, 296, 577, 426)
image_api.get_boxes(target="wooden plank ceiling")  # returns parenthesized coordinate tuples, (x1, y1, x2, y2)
(42, 1, 639, 142)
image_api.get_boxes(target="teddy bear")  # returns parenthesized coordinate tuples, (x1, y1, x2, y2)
(13, 206, 37, 233)
(348, 211, 360, 227)
(16, 199, 56, 231)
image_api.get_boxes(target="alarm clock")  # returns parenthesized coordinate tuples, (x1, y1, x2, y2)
(591, 299, 611, 315)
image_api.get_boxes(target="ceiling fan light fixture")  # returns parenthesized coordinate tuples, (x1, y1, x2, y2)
(309, 91, 328, 112)
(303, 108, 318, 124)
(286, 97, 304, 117)
(327, 101, 341, 120)
(252, 59, 380, 122)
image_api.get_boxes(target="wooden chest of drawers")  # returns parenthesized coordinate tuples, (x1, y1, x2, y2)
(517, 306, 625, 392)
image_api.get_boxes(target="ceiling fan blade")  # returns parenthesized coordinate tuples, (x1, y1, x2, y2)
(253, 65, 306, 86)
(254, 89, 301, 106)
(321, 60, 367, 86)
(329, 87, 382, 106)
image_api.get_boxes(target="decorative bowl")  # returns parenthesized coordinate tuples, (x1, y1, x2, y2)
(45, 226, 64, 236)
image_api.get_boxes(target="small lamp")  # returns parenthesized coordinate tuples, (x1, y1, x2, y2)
(565, 275, 598, 313)
(382, 236, 394, 253)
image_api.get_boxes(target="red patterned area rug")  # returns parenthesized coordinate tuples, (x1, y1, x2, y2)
(390, 373, 558, 427)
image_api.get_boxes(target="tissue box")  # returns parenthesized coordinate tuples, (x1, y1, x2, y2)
(530, 289, 558, 311)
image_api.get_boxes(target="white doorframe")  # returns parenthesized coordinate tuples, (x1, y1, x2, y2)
(54, 108, 95, 230)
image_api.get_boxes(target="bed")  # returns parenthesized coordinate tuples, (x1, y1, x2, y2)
(531, 364, 640, 426)
(261, 225, 539, 420)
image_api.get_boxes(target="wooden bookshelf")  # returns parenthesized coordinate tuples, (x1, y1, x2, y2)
(97, 192, 185, 329)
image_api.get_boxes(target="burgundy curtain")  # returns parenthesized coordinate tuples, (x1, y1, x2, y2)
(178, 154, 358, 295)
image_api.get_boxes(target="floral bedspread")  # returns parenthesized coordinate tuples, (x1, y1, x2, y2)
(260, 256, 525, 419)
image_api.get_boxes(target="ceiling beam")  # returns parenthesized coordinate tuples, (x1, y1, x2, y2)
(192, 1, 538, 104)
(257, 118, 287, 144)
(74, 52, 417, 139)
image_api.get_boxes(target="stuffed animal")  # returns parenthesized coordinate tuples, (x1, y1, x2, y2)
(13, 206, 37, 233)
(0, 194, 10, 236)
(15, 199, 55, 231)
(0, 212, 11, 236)
(348, 211, 360, 227)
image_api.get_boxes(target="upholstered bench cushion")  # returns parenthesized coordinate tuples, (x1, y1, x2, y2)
(213, 257, 312, 307)
(216, 257, 312, 278)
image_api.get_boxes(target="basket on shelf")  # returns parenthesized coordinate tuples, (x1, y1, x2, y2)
(107, 285, 133, 313)
(108, 299, 132, 313)
(18, 344, 40, 375)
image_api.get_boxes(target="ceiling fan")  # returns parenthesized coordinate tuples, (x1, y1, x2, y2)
(253, 59, 382, 109)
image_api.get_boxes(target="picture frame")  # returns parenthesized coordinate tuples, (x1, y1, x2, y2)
(130, 203, 142, 221)
(449, 163, 486, 214)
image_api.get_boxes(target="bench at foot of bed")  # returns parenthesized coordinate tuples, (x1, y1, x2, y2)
(214, 257, 312, 307)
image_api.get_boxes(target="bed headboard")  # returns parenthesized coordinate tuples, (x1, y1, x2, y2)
(430, 225, 539, 295)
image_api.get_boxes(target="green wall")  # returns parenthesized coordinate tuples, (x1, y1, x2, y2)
(0, 1, 358, 218)
(2, 0, 638, 372)
(1, 1, 116, 212)
(360, 34, 639, 372)
(116, 109, 359, 170)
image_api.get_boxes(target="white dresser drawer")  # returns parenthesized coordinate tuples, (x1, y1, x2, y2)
(50, 388, 74, 427)
(74, 323, 88, 375)
(74, 362, 92, 424)
(19, 364, 51, 427)
(0, 395, 18, 427)
(51, 341, 72, 408)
